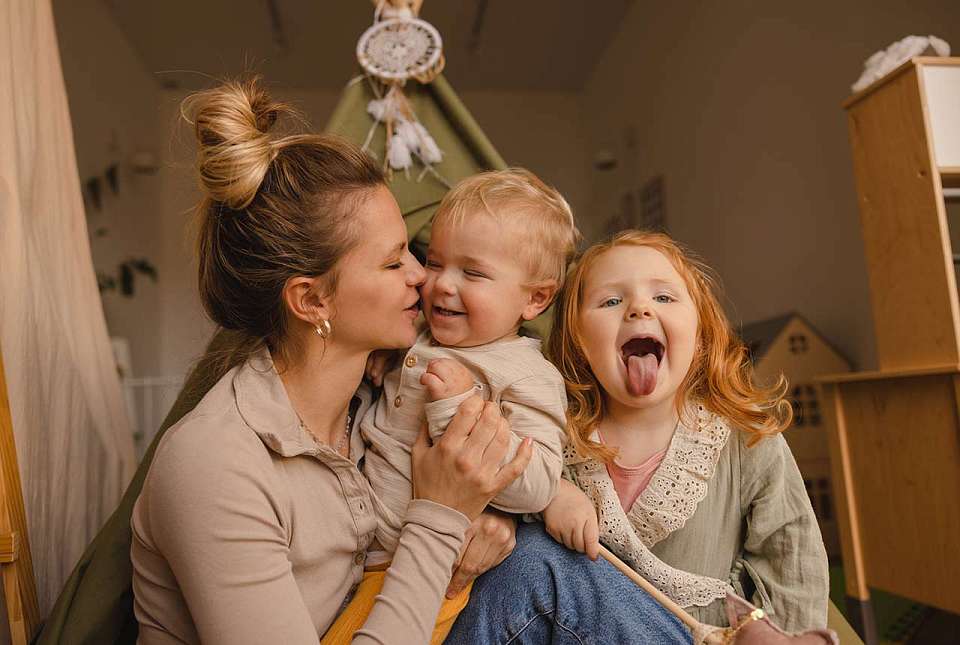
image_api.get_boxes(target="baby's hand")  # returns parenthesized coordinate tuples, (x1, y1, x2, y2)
(420, 358, 475, 402)
(543, 479, 600, 560)
(366, 350, 400, 387)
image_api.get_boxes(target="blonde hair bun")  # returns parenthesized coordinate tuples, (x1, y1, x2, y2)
(183, 77, 295, 210)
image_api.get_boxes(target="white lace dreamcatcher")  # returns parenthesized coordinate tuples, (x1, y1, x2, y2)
(357, 0, 447, 183)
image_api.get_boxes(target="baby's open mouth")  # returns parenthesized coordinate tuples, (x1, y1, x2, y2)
(620, 336, 665, 397)
(433, 306, 465, 317)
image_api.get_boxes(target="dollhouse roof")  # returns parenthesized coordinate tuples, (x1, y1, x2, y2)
(740, 311, 850, 366)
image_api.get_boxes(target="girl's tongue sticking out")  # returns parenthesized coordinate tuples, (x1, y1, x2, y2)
(622, 337, 664, 397)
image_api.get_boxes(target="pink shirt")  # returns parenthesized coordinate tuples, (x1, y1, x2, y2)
(598, 431, 668, 511)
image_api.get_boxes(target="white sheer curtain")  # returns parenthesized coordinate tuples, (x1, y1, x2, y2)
(0, 0, 136, 614)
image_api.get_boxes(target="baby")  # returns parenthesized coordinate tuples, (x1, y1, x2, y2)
(322, 169, 580, 643)
(360, 168, 580, 562)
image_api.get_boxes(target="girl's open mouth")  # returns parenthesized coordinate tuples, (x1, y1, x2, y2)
(620, 336, 665, 397)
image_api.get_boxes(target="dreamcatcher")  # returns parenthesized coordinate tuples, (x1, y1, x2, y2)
(357, 0, 447, 182)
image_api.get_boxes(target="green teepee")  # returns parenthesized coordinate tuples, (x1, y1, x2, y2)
(34, 72, 532, 645)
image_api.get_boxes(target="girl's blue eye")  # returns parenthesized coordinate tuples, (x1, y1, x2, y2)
(600, 297, 622, 308)
(654, 294, 675, 304)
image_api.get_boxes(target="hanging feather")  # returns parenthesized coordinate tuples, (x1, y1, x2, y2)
(388, 135, 413, 170)
(412, 121, 443, 163)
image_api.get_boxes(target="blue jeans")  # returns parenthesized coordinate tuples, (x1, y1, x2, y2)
(445, 523, 692, 644)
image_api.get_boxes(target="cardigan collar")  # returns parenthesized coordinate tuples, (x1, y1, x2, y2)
(564, 402, 731, 547)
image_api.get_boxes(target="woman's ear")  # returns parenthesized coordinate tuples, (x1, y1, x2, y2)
(282, 275, 334, 327)
(521, 280, 558, 321)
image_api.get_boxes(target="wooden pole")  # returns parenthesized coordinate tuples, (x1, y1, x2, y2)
(0, 347, 40, 643)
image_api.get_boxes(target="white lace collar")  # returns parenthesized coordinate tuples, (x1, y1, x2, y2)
(562, 403, 733, 609)
(565, 402, 730, 546)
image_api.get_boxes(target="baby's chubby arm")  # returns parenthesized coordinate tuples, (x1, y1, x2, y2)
(422, 362, 565, 515)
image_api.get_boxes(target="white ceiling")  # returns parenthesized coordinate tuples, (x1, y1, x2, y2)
(103, 0, 633, 91)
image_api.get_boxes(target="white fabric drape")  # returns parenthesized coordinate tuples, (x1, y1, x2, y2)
(0, 0, 136, 615)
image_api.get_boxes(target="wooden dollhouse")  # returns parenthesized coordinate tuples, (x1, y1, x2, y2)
(741, 312, 851, 558)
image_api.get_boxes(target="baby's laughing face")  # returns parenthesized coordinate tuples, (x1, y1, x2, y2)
(421, 215, 540, 347)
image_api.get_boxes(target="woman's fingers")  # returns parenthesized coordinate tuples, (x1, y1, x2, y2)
(462, 401, 501, 457)
(446, 532, 494, 599)
(491, 437, 532, 493)
(441, 395, 484, 447)
(478, 417, 512, 469)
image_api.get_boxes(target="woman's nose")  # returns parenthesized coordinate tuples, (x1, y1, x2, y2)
(407, 253, 426, 286)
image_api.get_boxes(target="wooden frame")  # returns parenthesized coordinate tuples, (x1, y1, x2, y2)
(0, 348, 40, 644)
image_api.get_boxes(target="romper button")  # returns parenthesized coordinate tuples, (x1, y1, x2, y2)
(354, 552, 365, 566)
(394, 396, 402, 407)
(405, 355, 417, 367)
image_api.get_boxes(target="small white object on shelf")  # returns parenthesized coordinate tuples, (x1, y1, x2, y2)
(851, 35, 951, 92)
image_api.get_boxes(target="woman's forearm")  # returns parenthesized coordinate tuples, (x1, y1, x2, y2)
(352, 500, 470, 643)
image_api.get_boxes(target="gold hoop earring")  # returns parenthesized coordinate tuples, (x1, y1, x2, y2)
(315, 318, 332, 339)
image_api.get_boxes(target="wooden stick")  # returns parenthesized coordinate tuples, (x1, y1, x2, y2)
(598, 545, 701, 632)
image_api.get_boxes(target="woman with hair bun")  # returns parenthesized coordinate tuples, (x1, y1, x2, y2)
(130, 78, 690, 645)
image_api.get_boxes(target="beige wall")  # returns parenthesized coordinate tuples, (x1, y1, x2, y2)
(54, 0, 164, 377)
(582, 0, 960, 371)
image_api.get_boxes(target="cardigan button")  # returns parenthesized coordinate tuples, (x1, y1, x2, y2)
(394, 396, 403, 407)
(354, 552, 366, 566)
(405, 355, 417, 367)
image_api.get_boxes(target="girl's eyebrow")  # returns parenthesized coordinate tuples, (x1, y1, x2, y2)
(585, 276, 682, 293)
(650, 277, 683, 290)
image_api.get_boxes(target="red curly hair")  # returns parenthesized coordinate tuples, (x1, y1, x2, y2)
(547, 230, 792, 462)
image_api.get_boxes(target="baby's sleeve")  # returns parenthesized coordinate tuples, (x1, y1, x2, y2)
(739, 432, 830, 632)
(486, 370, 566, 514)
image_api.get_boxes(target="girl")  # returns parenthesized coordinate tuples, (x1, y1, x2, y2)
(544, 230, 829, 633)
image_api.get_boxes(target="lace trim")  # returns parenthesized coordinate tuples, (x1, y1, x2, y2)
(563, 404, 733, 608)
(628, 404, 730, 547)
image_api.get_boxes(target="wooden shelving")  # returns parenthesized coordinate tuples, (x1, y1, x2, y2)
(821, 57, 960, 644)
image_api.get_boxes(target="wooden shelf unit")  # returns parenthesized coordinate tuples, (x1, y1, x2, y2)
(823, 57, 960, 644)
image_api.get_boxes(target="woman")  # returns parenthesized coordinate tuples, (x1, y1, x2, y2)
(130, 78, 691, 644)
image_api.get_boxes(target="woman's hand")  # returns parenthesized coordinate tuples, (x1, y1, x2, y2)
(446, 509, 517, 598)
(543, 479, 600, 560)
(411, 395, 532, 522)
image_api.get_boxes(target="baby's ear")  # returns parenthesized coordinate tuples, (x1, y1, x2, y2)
(521, 280, 558, 321)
